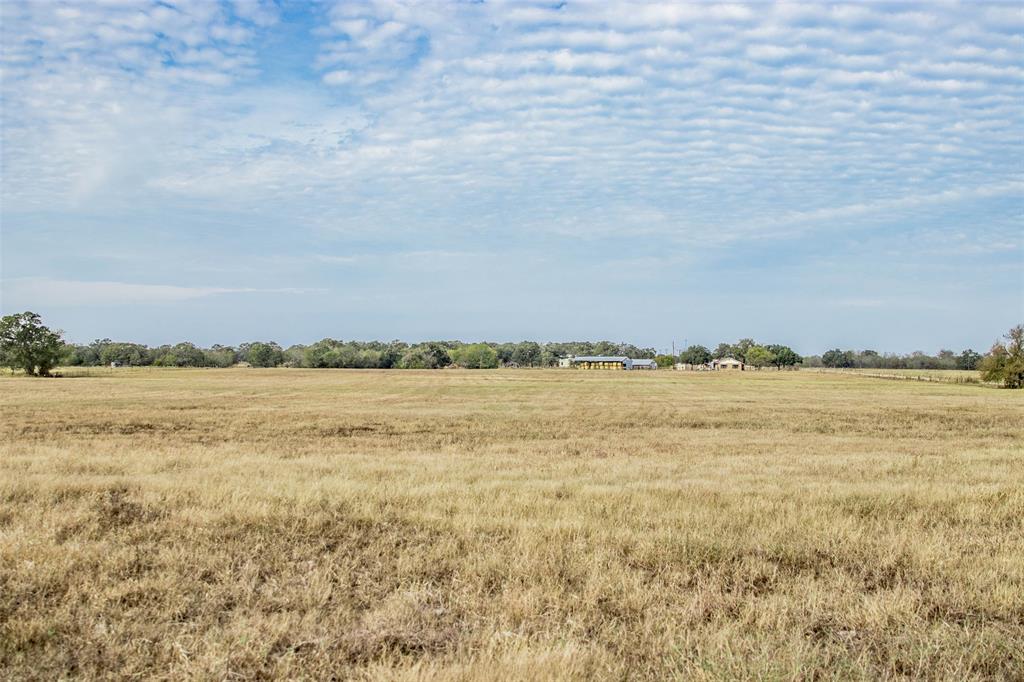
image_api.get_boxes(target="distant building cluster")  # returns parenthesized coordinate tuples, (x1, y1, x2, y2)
(675, 357, 745, 371)
(557, 355, 749, 371)
(559, 356, 659, 370)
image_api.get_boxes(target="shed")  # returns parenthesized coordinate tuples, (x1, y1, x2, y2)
(572, 356, 632, 370)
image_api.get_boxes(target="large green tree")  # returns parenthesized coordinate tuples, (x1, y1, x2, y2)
(744, 345, 775, 368)
(679, 344, 712, 366)
(956, 349, 982, 371)
(766, 344, 802, 368)
(980, 325, 1024, 389)
(511, 341, 542, 367)
(450, 343, 499, 369)
(247, 342, 283, 368)
(733, 338, 756, 362)
(0, 312, 65, 376)
(712, 343, 733, 359)
(821, 349, 855, 368)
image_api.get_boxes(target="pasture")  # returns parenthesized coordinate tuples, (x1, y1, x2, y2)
(1, 368, 1022, 680)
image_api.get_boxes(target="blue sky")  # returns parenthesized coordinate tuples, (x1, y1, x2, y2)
(1, 0, 1021, 354)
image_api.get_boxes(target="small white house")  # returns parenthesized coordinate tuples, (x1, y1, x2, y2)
(558, 356, 574, 368)
(675, 362, 707, 371)
(711, 357, 744, 371)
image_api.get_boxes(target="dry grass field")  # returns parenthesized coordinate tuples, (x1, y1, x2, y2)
(812, 368, 995, 386)
(2, 368, 1022, 680)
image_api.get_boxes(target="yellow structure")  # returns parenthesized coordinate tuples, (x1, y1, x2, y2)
(570, 356, 631, 370)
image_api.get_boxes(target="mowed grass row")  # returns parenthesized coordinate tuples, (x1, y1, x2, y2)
(1, 369, 1022, 680)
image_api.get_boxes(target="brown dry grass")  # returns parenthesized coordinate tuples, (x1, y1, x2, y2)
(1, 368, 1022, 680)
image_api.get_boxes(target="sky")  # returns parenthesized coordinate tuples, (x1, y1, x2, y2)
(1, 0, 1022, 354)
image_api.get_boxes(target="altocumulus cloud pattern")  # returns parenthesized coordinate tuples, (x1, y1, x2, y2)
(1, 1, 1021, 349)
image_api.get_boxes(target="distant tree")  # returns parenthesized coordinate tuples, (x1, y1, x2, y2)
(654, 354, 676, 368)
(495, 343, 516, 366)
(713, 343, 733, 359)
(281, 344, 305, 367)
(422, 343, 451, 369)
(450, 343, 499, 369)
(248, 342, 283, 368)
(980, 325, 1024, 388)
(745, 345, 775, 369)
(65, 344, 92, 366)
(203, 344, 237, 368)
(956, 349, 982, 371)
(540, 348, 561, 367)
(766, 344, 802, 368)
(0, 312, 65, 376)
(378, 343, 405, 369)
(303, 339, 340, 368)
(980, 345, 1009, 386)
(627, 345, 659, 359)
(822, 348, 855, 368)
(154, 342, 206, 367)
(100, 342, 152, 366)
(511, 341, 542, 367)
(855, 349, 883, 369)
(733, 338, 756, 362)
(398, 347, 437, 369)
(679, 344, 712, 366)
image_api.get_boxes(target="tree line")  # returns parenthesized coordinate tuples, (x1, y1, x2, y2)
(807, 348, 984, 371)
(0, 313, 659, 371)
(798, 327, 1023, 388)
(2, 312, 1021, 388)
(62, 338, 662, 370)
(674, 339, 803, 369)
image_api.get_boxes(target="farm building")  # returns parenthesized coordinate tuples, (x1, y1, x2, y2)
(571, 356, 632, 370)
(675, 362, 708, 371)
(568, 356, 658, 370)
(711, 357, 744, 371)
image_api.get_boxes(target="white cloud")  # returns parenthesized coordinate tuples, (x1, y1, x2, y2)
(1, 279, 320, 307)
(1, 0, 1021, 247)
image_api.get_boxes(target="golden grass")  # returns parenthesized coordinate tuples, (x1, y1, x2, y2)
(1, 368, 1022, 680)
(811, 368, 992, 386)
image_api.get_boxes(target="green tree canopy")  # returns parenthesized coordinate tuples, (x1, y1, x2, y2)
(766, 344, 802, 368)
(0, 312, 65, 376)
(821, 349, 856, 368)
(980, 325, 1024, 388)
(956, 349, 982, 371)
(398, 347, 440, 369)
(450, 343, 499, 369)
(733, 338, 755, 362)
(679, 344, 712, 366)
(511, 341, 542, 367)
(745, 345, 775, 368)
(248, 342, 283, 368)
